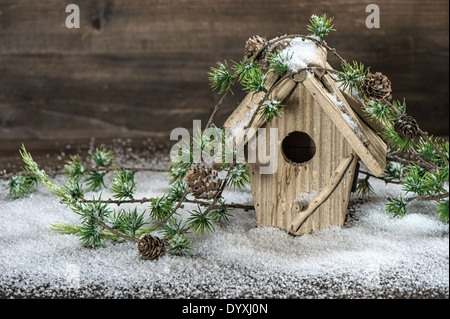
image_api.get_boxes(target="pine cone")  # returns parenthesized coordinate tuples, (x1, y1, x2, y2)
(138, 235, 165, 260)
(394, 115, 419, 140)
(184, 163, 222, 200)
(360, 72, 393, 102)
(244, 35, 267, 61)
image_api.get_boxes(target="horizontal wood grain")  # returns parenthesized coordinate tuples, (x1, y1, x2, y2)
(0, 0, 448, 144)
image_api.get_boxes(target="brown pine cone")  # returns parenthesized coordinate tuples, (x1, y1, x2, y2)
(360, 72, 393, 102)
(244, 35, 267, 61)
(184, 163, 222, 200)
(138, 235, 165, 260)
(394, 115, 419, 140)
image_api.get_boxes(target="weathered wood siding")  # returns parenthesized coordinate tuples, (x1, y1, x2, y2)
(248, 83, 357, 235)
(0, 0, 448, 143)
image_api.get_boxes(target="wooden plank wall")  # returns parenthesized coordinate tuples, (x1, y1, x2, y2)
(0, 0, 448, 145)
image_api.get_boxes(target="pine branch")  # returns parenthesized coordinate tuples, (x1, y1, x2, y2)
(359, 170, 402, 185)
(406, 192, 449, 203)
(80, 195, 254, 211)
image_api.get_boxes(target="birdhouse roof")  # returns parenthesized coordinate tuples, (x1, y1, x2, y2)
(223, 66, 387, 177)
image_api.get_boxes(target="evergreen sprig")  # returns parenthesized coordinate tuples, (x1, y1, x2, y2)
(63, 178, 85, 201)
(225, 163, 250, 190)
(77, 196, 112, 248)
(356, 175, 376, 199)
(364, 100, 397, 125)
(7, 172, 38, 199)
(337, 61, 370, 94)
(232, 59, 258, 83)
(111, 170, 136, 200)
(307, 14, 336, 41)
(208, 61, 235, 94)
(186, 206, 215, 236)
(91, 147, 115, 168)
(386, 196, 408, 218)
(437, 199, 449, 223)
(85, 171, 107, 191)
(241, 67, 267, 94)
(266, 50, 292, 75)
(258, 99, 284, 123)
(149, 195, 175, 221)
(64, 155, 85, 181)
(166, 233, 193, 255)
(209, 199, 232, 223)
(112, 207, 147, 238)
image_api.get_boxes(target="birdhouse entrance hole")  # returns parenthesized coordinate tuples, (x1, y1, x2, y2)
(281, 131, 316, 165)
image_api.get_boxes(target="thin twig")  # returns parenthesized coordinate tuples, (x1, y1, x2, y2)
(81, 196, 254, 211)
(154, 192, 188, 229)
(418, 129, 449, 166)
(205, 78, 238, 129)
(94, 217, 140, 243)
(359, 170, 402, 185)
(387, 154, 437, 171)
(406, 192, 449, 203)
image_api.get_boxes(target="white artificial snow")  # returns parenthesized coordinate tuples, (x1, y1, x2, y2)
(0, 161, 448, 298)
(327, 92, 363, 139)
(230, 104, 259, 139)
(295, 190, 319, 207)
(277, 37, 323, 73)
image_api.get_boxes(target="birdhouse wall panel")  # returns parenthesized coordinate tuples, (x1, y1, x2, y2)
(248, 83, 356, 235)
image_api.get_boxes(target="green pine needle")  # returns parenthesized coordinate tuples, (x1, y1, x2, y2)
(436, 199, 449, 224)
(50, 222, 82, 235)
(63, 178, 85, 201)
(225, 164, 250, 190)
(160, 217, 184, 239)
(208, 199, 232, 223)
(90, 148, 115, 168)
(363, 100, 397, 125)
(85, 171, 107, 191)
(382, 126, 416, 152)
(307, 14, 336, 41)
(208, 60, 235, 94)
(7, 173, 38, 199)
(64, 155, 85, 181)
(167, 181, 187, 202)
(386, 196, 408, 218)
(258, 99, 284, 123)
(241, 67, 267, 94)
(111, 170, 136, 200)
(384, 161, 404, 181)
(78, 196, 112, 248)
(168, 164, 189, 185)
(337, 61, 370, 94)
(167, 233, 193, 255)
(356, 176, 376, 199)
(186, 206, 215, 236)
(232, 59, 258, 82)
(266, 50, 292, 75)
(112, 207, 147, 238)
(417, 136, 448, 166)
(149, 195, 175, 222)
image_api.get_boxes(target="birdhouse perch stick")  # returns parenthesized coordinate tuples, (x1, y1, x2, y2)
(289, 154, 356, 233)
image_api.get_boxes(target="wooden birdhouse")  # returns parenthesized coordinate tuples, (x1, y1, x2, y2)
(223, 39, 387, 236)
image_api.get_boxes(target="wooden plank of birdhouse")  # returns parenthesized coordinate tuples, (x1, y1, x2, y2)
(223, 75, 297, 148)
(302, 74, 386, 177)
(323, 62, 384, 136)
(323, 73, 388, 174)
(222, 72, 279, 132)
(290, 154, 356, 233)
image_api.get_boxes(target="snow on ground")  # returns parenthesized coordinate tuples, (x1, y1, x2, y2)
(0, 167, 448, 299)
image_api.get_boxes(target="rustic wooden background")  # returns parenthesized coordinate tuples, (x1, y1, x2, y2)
(0, 0, 448, 154)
